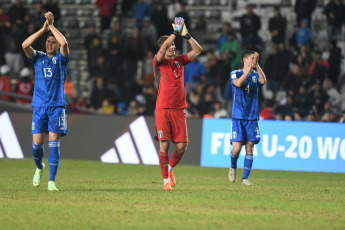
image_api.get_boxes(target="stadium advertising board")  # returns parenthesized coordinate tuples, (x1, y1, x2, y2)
(201, 119, 345, 173)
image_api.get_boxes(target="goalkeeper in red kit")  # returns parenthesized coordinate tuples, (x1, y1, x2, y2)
(152, 17, 203, 191)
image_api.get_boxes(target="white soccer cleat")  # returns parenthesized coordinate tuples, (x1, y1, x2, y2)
(241, 179, 253, 186)
(228, 167, 236, 183)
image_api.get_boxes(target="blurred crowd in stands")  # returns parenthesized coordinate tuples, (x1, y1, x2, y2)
(0, 0, 345, 123)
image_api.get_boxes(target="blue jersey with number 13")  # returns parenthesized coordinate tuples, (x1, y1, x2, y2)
(230, 69, 262, 120)
(28, 50, 70, 107)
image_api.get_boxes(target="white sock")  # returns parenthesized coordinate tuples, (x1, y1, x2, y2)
(168, 164, 173, 172)
(163, 178, 170, 184)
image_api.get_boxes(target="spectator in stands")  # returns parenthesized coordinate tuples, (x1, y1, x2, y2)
(219, 31, 241, 71)
(295, 19, 311, 48)
(167, 0, 180, 21)
(127, 99, 139, 115)
(307, 110, 317, 121)
(288, 24, 300, 51)
(295, 54, 309, 80)
(90, 77, 107, 111)
(259, 100, 275, 120)
(108, 35, 122, 80)
(143, 50, 154, 86)
(268, 6, 287, 45)
(339, 110, 345, 123)
(121, 0, 136, 17)
(295, 85, 309, 117)
(284, 113, 293, 121)
(213, 101, 227, 118)
(295, 0, 316, 27)
(323, 80, 341, 109)
(282, 64, 302, 94)
(320, 101, 337, 122)
(184, 57, 206, 85)
(143, 85, 155, 115)
(308, 50, 329, 85)
(240, 4, 261, 49)
(151, 3, 170, 37)
(92, 55, 111, 82)
(298, 44, 312, 64)
(95, 0, 117, 32)
(328, 39, 341, 84)
(204, 50, 218, 85)
(43, 0, 60, 23)
(141, 17, 157, 51)
(84, 25, 100, 50)
(132, 0, 151, 28)
(100, 98, 115, 115)
(123, 26, 146, 86)
(108, 20, 126, 46)
(217, 22, 232, 51)
(87, 37, 104, 77)
(8, 0, 27, 24)
(16, 67, 33, 104)
(323, 0, 345, 41)
(4, 22, 26, 76)
(263, 46, 281, 93)
(0, 6, 10, 65)
(0, 65, 11, 101)
(64, 72, 76, 112)
(34, 2, 46, 25)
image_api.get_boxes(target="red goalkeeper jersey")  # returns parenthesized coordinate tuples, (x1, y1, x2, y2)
(152, 54, 189, 109)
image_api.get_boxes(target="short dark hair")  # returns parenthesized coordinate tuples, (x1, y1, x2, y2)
(47, 31, 55, 39)
(242, 50, 255, 59)
(158, 35, 169, 47)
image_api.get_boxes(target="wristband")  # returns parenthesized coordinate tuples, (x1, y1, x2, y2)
(173, 30, 179, 36)
(183, 33, 191, 40)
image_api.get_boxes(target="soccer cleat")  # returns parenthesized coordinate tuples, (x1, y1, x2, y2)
(33, 163, 45, 187)
(164, 181, 172, 191)
(228, 167, 236, 183)
(241, 179, 253, 186)
(48, 181, 59, 191)
(168, 171, 176, 187)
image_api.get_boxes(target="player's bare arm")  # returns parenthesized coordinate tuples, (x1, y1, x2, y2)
(22, 21, 49, 59)
(45, 11, 69, 57)
(156, 34, 176, 62)
(252, 52, 266, 85)
(187, 37, 203, 62)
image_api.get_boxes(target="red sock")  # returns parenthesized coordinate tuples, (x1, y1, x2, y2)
(159, 151, 169, 179)
(169, 150, 184, 168)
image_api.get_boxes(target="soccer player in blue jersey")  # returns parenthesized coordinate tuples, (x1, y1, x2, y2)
(228, 50, 266, 185)
(22, 11, 70, 191)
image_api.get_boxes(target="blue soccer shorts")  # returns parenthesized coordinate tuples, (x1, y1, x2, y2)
(230, 118, 260, 144)
(32, 106, 67, 136)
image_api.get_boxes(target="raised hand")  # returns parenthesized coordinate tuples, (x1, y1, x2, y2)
(44, 11, 54, 26)
(172, 17, 184, 33)
(252, 52, 259, 67)
(42, 21, 49, 32)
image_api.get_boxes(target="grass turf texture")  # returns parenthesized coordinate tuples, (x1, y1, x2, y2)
(0, 158, 344, 230)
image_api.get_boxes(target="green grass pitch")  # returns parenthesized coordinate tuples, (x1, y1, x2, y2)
(0, 158, 344, 230)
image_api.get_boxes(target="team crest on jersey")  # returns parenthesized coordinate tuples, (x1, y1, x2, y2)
(158, 130, 163, 138)
(252, 76, 256, 83)
(52, 57, 57, 64)
(233, 131, 237, 139)
(175, 61, 180, 68)
(255, 127, 260, 138)
(32, 122, 35, 130)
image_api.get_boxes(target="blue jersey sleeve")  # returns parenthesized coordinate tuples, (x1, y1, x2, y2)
(28, 50, 44, 65)
(230, 71, 239, 85)
(256, 72, 264, 87)
(57, 52, 70, 65)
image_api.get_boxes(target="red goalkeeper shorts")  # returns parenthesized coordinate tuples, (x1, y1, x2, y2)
(155, 108, 188, 143)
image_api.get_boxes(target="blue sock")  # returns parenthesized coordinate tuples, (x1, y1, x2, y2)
(48, 141, 60, 182)
(243, 154, 254, 179)
(32, 143, 44, 169)
(231, 152, 239, 168)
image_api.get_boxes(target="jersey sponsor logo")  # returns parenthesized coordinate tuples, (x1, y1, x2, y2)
(231, 74, 236, 79)
(175, 61, 180, 68)
(233, 131, 237, 139)
(100, 116, 159, 165)
(252, 76, 256, 83)
(0, 112, 24, 159)
(52, 57, 57, 64)
(158, 130, 163, 138)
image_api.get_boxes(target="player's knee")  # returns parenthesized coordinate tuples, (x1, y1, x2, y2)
(245, 146, 254, 154)
(176, 143, 187, 155)
(160, 141, 170, 153)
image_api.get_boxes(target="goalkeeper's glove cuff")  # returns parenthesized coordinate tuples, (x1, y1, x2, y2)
(183, 33, 191, 40)
(173, 30, 179, 36)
